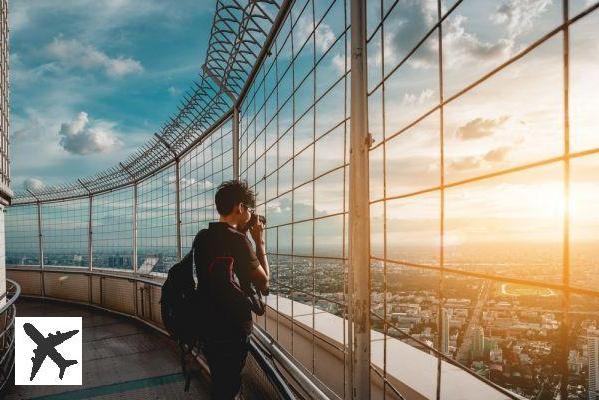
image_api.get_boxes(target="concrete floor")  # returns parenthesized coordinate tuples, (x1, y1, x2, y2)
(4, 298, 210, 400)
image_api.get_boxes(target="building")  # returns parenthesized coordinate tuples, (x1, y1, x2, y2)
(0, 0, 11, 306)
(569, 350, 583, 375)
(589, 330, 599, 400)
(472, 327, 485, 361)
(441, 309, 450, 355)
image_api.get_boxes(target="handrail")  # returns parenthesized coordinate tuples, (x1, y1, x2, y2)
(0, 279, 21, 393)
(0, 279, 20, 315)
(248, 335, 296, 400)
(253, 326, 332, 400)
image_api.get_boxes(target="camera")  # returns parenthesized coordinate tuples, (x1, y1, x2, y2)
(247, 212, 266, 228)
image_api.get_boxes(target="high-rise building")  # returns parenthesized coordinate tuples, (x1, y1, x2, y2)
(589, 330, 599, 400)
(0, 0, 12, 306)
(441, 309, 449, 355)
(472, 326, 485, 361)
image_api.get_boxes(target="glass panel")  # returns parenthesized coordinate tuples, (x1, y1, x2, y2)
(314, 168, 344, 217)
(42, 199, 89, 268)
(293, 220, 313, 257)
(442, 0, 562, 97)
(570, 153, 599, 292)
(92, 187, 133, 270)
(386, 111, 440, 198)
(5, 204, 40, 266)
(444, 35, 564, 184)
(386, 191, 441, 267)
(371, 201, 384, 259)
(293, 144, 314, 187)
(314, 214, 344, 258)
(137, 166, 177, 274)
(315, 124, 345, 176)
(293, 182, 313, 222)
(445, 163, 564, 284)
(569, 7, 599, 153)
(384, 32, 440, 138)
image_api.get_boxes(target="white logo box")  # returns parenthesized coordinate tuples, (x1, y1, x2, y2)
(15, 317, 82, 386)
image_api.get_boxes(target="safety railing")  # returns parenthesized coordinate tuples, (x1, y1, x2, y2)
(0, 279, 21, 393)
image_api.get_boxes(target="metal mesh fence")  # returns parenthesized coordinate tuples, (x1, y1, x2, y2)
(41, 199, 89, 268)
(91, 187, 134, 270)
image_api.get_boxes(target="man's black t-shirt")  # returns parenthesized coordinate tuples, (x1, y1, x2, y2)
(194, 221, 260, 338)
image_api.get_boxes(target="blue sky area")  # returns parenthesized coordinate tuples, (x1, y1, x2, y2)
(8, 0, 215, 192)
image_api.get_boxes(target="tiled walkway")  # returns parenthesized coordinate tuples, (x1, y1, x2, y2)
(4, 298, 210, 400)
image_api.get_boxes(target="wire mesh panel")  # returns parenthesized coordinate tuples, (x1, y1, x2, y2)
(367, 0, 599, 399)
(239, 0, 350, 396)
(180, 118, 234, 254)
(41, 199, 88, 268)
(91, 187, 134, 270)
(5, 204, 39, 266)
(136, 165, 177, 275)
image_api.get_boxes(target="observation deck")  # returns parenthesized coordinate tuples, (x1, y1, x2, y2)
(5, 298, 211, 400)
(3, 0, 599, 399)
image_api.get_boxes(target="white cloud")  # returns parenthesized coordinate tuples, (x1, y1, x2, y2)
(23, 177, 45, 192)
(12, 108, 45, 141)
(449, 146, 511, 171)
(381, 2, 515, 70)
(491, 0, 553, 39)
(296, 15, 337, 53)
(332, 53, 347, 74)
(167, 86, 180, 96)
(484, 146, 511, 162)
(315, 23, 336, 53)
(456, 116, 510, 140)
(46, 36, 143, 77)
(441, 15, 514, 70)
(58, 112, 123, 155)
(9, 0, 214, 34)
(402, 89, 434, 105)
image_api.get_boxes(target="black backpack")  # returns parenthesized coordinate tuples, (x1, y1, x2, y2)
(160, 230, 205, 391)
(197, 224, 266, 330)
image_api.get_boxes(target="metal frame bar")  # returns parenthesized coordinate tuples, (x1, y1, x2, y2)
(348, 0, 370, 398)
(132, 183, 138, 274)
(174, 158, 182, 261)
(233, 106, 240, 179)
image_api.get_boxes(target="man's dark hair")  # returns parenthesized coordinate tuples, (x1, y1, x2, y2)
(215, 180, 256, 216)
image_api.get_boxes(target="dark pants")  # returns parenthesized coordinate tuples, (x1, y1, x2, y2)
(203, 334, 250, 400)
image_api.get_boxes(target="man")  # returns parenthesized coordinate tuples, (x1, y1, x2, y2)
(194, 179, 269, 399)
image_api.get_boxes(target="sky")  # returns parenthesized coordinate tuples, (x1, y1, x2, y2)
(8, 0, 216, 193)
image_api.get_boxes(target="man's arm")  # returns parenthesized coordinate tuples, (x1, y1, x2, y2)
(249, 221, 269, 294)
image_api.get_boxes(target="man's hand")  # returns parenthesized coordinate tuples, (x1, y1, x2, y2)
(249, 219, 265, 246)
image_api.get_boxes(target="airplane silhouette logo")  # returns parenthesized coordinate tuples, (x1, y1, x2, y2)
(23, 322, 79, 381)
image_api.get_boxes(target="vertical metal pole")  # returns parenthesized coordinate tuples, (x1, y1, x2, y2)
(132, 183, 138, 274)
(88, 194, 93, 303)
(560, 2, 571, 399)
(132, 183, 139, 315)
(349, 0, 371, 398)
(175, 158, 182, 261)
(36, 201, 45, 297)
(88, 195, 93, 271)
(233, 107, 240, 179)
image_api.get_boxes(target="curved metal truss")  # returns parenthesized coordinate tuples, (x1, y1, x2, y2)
(13, 0, 285, 205)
